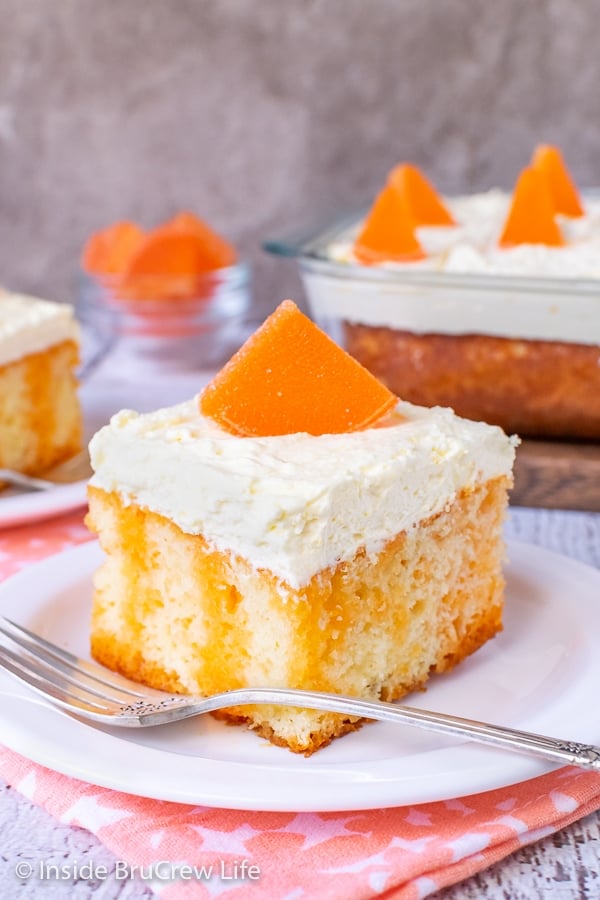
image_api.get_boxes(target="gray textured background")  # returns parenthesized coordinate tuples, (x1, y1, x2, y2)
(0, 0, 599, 319)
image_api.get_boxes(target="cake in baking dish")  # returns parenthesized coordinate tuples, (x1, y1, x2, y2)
(0, 289, 82, 480)
(86, 300, 516, 754)
(320, 146, 600, 439)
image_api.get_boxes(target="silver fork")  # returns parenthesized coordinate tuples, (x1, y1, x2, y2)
(0, 450, 92, 492)
(1, 615, 600, 770)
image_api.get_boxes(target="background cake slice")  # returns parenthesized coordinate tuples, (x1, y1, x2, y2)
(0, 290, 82, 479)
(86, 301, 517, 754)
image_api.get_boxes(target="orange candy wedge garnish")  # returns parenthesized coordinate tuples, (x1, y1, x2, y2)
(122, 227, 233, 279)
(158, 211, 238, 268)
(82, 221, 145, 276)
(200, 300, 397, 437)
(498, 167, 565, 248)
(354, 184, 425, 264)
(118, 231, 213, 301)
(388, 163, 455, 226)
(531, 144, 585, 218)
(124, 230, 209, 279)
(81, 212, 237, 301)
(120, 214, 237, 300)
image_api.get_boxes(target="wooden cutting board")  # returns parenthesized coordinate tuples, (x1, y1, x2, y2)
(511, 440, 600, 511)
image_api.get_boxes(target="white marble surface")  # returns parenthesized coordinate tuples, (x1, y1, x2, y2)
(0, 501, 599, 898)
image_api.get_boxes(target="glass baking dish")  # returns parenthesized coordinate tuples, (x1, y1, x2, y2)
(265, 211, 600, 440)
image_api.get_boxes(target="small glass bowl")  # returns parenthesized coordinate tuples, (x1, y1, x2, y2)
(76, 262, 252, 378)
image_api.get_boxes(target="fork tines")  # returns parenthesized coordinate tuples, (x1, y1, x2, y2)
(0, 617, 158, 714)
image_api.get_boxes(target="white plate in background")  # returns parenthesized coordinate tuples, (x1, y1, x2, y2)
(0, 479, 90, 530)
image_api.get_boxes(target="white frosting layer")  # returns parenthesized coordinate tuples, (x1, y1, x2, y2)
(318, 191, 600, 344)
(0, 290, 80, 366)
(89, 397, 516, 589)
(302, 267, 600, 344)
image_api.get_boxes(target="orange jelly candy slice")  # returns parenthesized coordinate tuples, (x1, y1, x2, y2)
(200, 300, 397, 436)
(531, 144, 585, 218)
(354, 184, 425, 263)
(82, 221, 145, 275)
(498, 167, 565, 247)
(124, 220, 236, 279)
(124, 230, 216, 279)
(388, 163, 455, 226)
(119, 218, 237, 300)
(161, 211, 238, 268)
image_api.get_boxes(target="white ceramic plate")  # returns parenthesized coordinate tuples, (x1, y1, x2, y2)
(0, 540, 598, 812)
(0, 479, 90, 530)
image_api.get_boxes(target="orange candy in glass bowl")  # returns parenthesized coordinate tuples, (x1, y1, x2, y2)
(78, 212, 250, 375)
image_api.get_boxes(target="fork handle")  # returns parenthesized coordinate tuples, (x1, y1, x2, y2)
(377, 701, 600, 771)
(0, 470, 55, 491)
(193, 689, 600, 772)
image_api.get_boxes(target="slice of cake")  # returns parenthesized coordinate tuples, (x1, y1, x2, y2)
(0, 290, 82, 479)
(86, 301, 516, 754)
